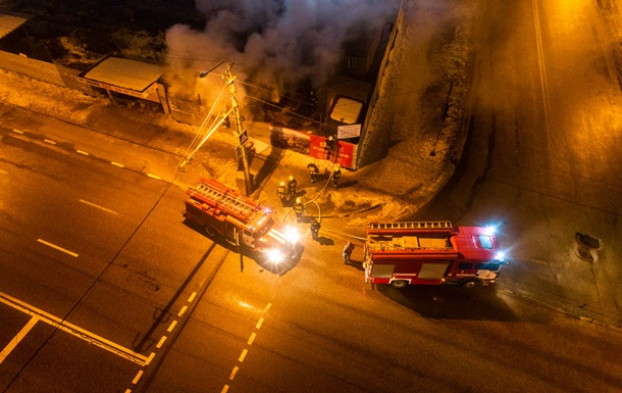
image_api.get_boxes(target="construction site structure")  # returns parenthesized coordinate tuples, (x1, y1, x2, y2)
(364, 221, 506, 289)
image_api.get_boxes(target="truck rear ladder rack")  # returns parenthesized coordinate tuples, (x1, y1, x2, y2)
(368, 221, 453, 231)
(191, 182, 256, 220)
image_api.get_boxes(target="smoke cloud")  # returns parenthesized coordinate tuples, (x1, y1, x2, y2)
(164, 0, 400, 99)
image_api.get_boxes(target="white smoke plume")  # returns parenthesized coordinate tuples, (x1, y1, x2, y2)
(164, 0, 400, 100)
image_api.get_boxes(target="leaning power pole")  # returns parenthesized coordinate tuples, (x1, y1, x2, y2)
(224, 63, 254, 196)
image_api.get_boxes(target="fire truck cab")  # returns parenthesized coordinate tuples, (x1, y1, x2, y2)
(184, 179, 299, 263)
(364, 221, 505, 289)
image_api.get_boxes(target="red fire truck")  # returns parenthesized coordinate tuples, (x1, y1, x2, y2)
(364, 221, 506, 289)
(184, 179, 300, 263)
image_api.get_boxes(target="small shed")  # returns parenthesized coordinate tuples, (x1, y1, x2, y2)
(79, 56, 169, 112)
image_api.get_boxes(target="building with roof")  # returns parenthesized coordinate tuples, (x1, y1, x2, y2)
(77, 56, 169, 113)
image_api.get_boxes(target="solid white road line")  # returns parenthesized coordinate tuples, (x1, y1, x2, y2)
(79, 199, 118, 215)
(0, 316, 39, 364)
(0, 291, 148, 366)
(36, 239, 79, 258)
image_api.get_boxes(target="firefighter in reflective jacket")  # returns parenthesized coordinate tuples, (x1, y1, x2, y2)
(277, 182, 287, 202)
(343, 241, 355, 264)
(307, 160, 319, 183)
(332, 164, 341, 188)
(293, 198, 305, 221)
(325, 135, 336, 156)
(310, 218, 320, 240)
(288, 175, 297, 197)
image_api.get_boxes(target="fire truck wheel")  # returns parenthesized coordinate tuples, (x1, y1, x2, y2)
(461, 280, 478, 289)
(205, 226, 215, 237)
(390, 280, 408, 289)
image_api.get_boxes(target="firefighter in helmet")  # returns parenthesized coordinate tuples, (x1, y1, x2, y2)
(307, 160, 319, 183)
(277, 181, 287, 202)
(325, 135, 336, 156)
(288, 175, 297, 197)
(293, 198, 305, 221)
(310, 217, 320, 241)
(343, 241, 355, 264)
(332, 164, 342, 188)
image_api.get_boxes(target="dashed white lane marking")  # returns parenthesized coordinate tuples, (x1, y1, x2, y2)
(221, 385, 230, 393)
(0, 169, 7, 175)
(147, 173, 161, 180)
(37, 239, 79, 258)
(238, 349, 248, 362)
(188, 292, 197, 303)
(79, 199, 118, 215)
(255, 317, 264, 329)
(178, 305, 188, 317)
(146, 352, 155, 366)
(0, 291, 147, 366)
(111, 161, 125, 168)
(156, 336, 167, 349)
(11, 129, 24, 134)
(167, 320, 178, 333)
(76, 150, 90, 156)
(44, 139, 56, 145)
(247, 332, 256, 345)
(264, 303, 272, 312)
(0, 315, 39, 364)
(132, 370, 144, 384)
(229, 366, 239, 380)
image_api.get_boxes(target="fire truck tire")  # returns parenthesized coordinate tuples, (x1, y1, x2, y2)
(461, 280, 478, 289)
(390, 280, 408, 289)
(205, 226, 216, 237)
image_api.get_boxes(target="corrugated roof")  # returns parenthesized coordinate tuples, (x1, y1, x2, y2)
(83, 57, 165, 92)
(0, 13, 29, 40)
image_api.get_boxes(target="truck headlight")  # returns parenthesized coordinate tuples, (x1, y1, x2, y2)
(495, 251, 505, 261)
(267, 248, 284, 263)
(284, 226, 300, 244)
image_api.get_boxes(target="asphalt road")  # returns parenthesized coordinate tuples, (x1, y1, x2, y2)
(2, 1, 622, 392)
(418, 0, 622, 326)
(1, 112, 622, 393)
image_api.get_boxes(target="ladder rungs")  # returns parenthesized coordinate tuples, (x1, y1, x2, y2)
(369, 221, 453, 230)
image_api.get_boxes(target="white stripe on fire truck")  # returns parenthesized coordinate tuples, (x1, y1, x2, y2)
(268, 229, 286, 243)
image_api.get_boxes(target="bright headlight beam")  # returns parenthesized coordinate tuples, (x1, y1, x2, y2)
(267, 249, 284, 263)
(484, 225, 496, 236)
(284, 226, 300, 244)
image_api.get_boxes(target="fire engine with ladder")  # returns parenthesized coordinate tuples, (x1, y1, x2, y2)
(364, 221, 506, 289)
(184, 179, 299, 262)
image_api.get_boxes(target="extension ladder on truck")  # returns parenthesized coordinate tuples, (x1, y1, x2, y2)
(368, 221, 454, 233)
(191, 182, 256, 222)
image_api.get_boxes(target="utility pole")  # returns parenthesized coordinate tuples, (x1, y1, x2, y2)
(224, 63, 254, 196)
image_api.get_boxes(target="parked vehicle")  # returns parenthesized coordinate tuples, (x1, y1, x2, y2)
(184, 179, 299, 263)
(364, 221, 506, 289)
